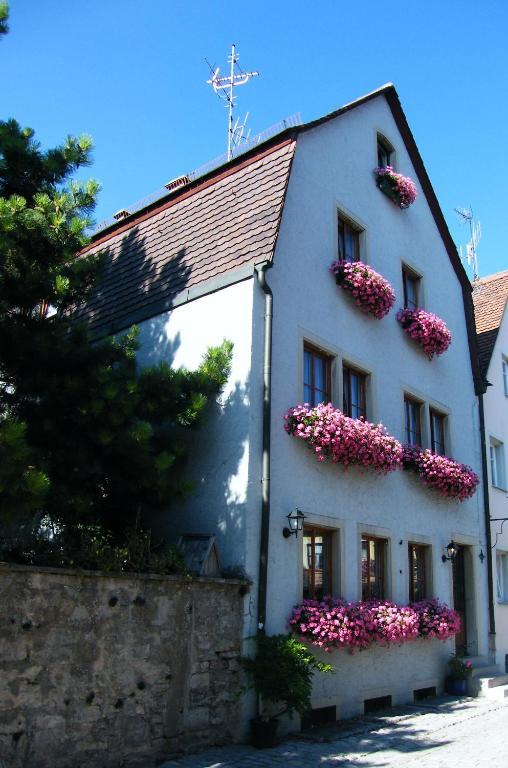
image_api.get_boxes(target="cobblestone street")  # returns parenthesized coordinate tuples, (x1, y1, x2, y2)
(162, 696, 508, 768)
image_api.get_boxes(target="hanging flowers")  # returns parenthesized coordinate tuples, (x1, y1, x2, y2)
(284, 403, 403, 474)
(397, 308, 452, 359)
(402, 444, 479, 501)
(330, 260, 396, 319)
(374, 166, 418, 209)
(289, 597, 460, 653)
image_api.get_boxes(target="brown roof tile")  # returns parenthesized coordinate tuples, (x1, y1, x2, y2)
(472, 270, 508, 377)
(77, 138, 296, 336)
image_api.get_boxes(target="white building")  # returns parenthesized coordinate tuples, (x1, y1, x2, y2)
(473, 271, 508, 671)
(82, 84, 490, 722)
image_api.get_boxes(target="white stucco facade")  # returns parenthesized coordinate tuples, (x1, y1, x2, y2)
(483, 302, 508, 669)
(132, 91, 489, 722)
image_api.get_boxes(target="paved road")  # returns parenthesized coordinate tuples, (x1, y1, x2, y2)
(162, 696, 508, 768)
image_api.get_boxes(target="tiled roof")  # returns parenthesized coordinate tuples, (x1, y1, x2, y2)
(472, 270, 508, 378)
(77, 139, 296, 336)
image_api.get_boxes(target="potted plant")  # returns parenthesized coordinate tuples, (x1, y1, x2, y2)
(241, 634, 334, 748)
(445, 655, 473, 695)
(329, 260, 396, 319)
(374, 166, 418, 209)
(397, 307, 452, 359)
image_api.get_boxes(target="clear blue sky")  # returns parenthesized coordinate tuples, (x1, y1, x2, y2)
(3, 0, 507, 278)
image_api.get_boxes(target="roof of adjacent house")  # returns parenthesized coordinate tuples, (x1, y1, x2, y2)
(76, 138, 296, 336)
(472, 270, 508, 378)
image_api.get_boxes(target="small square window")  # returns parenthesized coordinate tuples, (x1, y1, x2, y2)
(490, 439, 506, 490)
(402, 265, 420, 310)
(377, 135, 393, 169)
(430, 409, 446, 455)
(503, 357, 508, 397)
(304, 344, 332, 406)
(408, 543, 429, 602)
(361, 535, 387, 600)
(303, 527, 334, 600)
(404, 395, 422, 447)
(497, 552, 508, 603)
(343, 364, 367, 420)
(338, 214, 361, 263)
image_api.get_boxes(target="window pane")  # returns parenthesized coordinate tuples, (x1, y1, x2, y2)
(431, 411, 445, 455)
(314, 357, 326, 394)
(362, 537, 385, 600)
(409, 544, 427, 602)
(303, 529, 332, 600)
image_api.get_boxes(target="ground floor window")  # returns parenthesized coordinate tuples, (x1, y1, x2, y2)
(303, 527, 333, 600)
(497, 552, 508, 603)
(361, 535, 386, 600)
(408, 543, 428, 602)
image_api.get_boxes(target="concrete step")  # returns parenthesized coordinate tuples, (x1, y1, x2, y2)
(471, 664, 500, 678)
(475, 675, 508, 699)
(487, 673, 508, 688)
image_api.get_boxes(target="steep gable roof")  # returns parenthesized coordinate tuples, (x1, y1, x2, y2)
(472, 270, 508, 378)
(77, 138, 295, 336)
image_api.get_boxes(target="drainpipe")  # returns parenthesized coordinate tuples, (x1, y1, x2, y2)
(478, 392, 496, 663)
(255, 262, 273, 635)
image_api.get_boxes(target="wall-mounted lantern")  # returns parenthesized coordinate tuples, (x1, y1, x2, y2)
(283, 509, 306, 539)
(442, 541, 457, 563)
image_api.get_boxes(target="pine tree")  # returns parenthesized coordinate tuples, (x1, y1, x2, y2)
(0, 120, 232, 547)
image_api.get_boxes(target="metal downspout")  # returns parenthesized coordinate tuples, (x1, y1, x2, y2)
(255, 263, 273, 635)
(478, 392, 496, 663)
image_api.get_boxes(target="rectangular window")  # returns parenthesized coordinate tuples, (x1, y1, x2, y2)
(490, 439, 507, 490)
(343, 364, 367, 420)
(503, 358, 508, 397)
(361, 536, 386, 600)
(304, 344, 332, 406)
(402, 266, 420, 310)
(430, 409, 446, 455)
(303, 527, 333, 600)
(338, 214, 361, 263)
(408, 543, 428, 602)
(377, 135, 393, 168)
(497, 552, 508, 603)
(404, 396, 422, 446)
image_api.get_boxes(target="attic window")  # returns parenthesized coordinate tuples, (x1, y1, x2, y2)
(377, 134, 394, 168)
(113, 209, 130, 221)
(165, 175, 190, 192)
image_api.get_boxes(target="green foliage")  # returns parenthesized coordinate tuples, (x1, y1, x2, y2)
(447, 654, 472, 680)
(242, 634, 334, 719)
(0, 118, 233, 547)
(0, 2, 8, 37)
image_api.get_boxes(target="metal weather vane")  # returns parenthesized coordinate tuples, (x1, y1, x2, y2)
(206, 44, 259, 161)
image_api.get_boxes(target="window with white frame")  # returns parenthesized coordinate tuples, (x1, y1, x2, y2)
(490, 439, 507, 490)
(503, 357, 508, 397)
(497, 552, 508, 603)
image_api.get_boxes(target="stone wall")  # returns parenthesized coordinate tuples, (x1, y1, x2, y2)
(0, 563, 247, 768)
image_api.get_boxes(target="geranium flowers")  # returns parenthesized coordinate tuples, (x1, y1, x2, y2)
(374, 166, 418, 209)
(402, 445, 479, 501)
(289, 597, 460, 653)
(330, 260, 396, 319)
(397, 308, 452, 359)
(284, 404, 403, 474)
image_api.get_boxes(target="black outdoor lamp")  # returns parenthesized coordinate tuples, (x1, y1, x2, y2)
(442, 541, 457, 563)
(283, 509, 306, 538)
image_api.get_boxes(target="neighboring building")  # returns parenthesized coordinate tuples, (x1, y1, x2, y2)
(80, 84, 489, 722)
(473, 271, 508, 671)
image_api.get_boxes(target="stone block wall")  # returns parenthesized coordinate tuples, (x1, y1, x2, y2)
(0, 563, 247, 768)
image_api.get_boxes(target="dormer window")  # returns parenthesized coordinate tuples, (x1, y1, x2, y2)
(377, 134, 394, 168)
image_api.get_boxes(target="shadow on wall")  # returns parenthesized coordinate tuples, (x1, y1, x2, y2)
(81, 226, 192, 339)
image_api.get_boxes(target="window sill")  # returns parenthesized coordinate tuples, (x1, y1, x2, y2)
(497, 600, 508, 606)
(492, 484, 508, 492)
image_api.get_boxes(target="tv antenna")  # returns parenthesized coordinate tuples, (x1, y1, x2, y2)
(455, 206, 481, 281)
(206, 44, 259, 161)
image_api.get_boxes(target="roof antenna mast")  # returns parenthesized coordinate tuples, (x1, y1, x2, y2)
(206, 44, 259, 161)
(455, 206, 481, 281)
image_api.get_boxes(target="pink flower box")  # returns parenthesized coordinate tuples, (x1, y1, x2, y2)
(289, 597, 460, 652)
(284, 403, 403, 474)
(402, 444, 479, 501)
(330, 260, 396, 319)
(397, 307, 452, 359)
(374, 166, 418, 209)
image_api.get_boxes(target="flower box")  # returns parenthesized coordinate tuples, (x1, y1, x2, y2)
(289, 597, 460, 653)
(397, 307, 452, 359)
(284, 403, 403, 474)
(402, 444, 479, 501)
(330, 260, 396, 319)
(374, 166, 418, 209)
